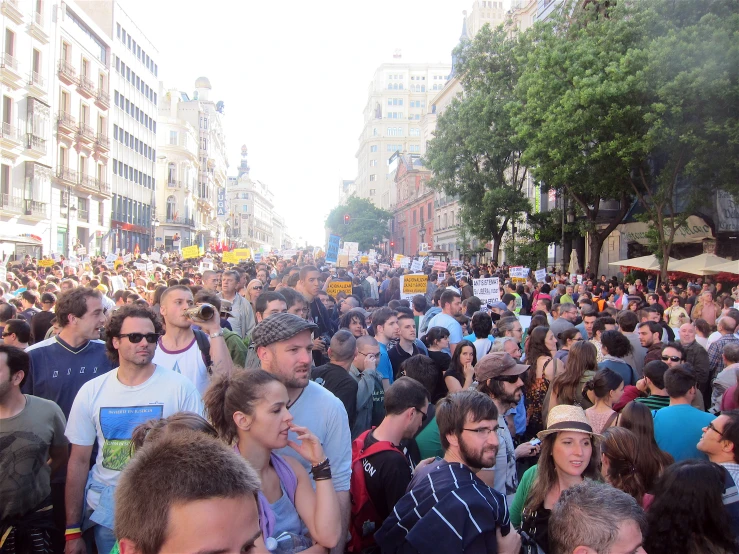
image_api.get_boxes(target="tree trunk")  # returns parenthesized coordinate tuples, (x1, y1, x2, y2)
(491, 235, 501, 265)
(587, 231, 604, 277)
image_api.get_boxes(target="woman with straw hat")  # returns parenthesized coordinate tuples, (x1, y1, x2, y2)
(510, 404, 603, 553)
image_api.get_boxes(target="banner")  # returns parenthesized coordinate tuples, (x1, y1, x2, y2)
(182, 245, 200, 259)
(326, 235, 340, 264)
(473, 277, 501, 305)
(327, 280, 352, 297)
(535, 268, 547, 283)
(401, 274, 428, 300)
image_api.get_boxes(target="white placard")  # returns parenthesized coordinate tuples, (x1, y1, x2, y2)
(473, 277, 501, 305)
(149, 251, 161, 262)
(199, 260, 214, 273)
(344, 242, 359, 258)
(134, 262, 148, 272)
(510, 267, 529, 279)
(400, 257, 410, 269)
(110, 276, 126, 293)
(106, 253, 117, 263)
(123, 254, 132, 263)
(410, 259, 423, 272)
(535, 268, 547, 282)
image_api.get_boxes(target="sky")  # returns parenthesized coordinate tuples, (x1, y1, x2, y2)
(121, 0, 510, 247)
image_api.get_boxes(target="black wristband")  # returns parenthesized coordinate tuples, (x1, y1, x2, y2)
(313, 466, 332, 481)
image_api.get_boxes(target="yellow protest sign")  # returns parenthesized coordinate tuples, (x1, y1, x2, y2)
(114, 259, 123, 270)
(222, 251, 238, 264)
(38, 259, 54, 267)
(402, 275, 428, 294)
(182, 245, 200, 259)
(234, 248, 251, 260)
(326, 280, 353, 297)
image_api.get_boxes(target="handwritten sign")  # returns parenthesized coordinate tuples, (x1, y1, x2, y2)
(134, 262, 148, 272)
(401, 274, 428, 300)
(327, 280, 353, 297)
(400, 257, 410, 269)
(222, 251, 238, 264)
(410, 259, 423, 272)
(182, 245, 200, 259)
(433, 261, 448, 271)
(38, 259, 54, 267)
(535, 268, 547, 282)
(344, 242, 359, 258)
(473, 277, 501, 305)
(326, 235, 340, 264)
(234, 248, 251, 261)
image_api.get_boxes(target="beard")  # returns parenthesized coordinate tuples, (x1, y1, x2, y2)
(499, 387, 522, 407)
(459, 432, 498, 471)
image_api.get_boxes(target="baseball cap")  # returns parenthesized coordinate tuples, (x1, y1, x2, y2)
(475, 352, 529, 381)
(251, 312, 318, 348)
(488, 301, 508, 311)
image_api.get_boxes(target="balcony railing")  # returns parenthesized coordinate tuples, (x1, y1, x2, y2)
(26, 200, 46, 217)
(56, 165, 78, 183)
(28, 70, 45, 89)
(32, 10, 43, 27)
(57, 59, 76, 83)
(57, 111, 76, 129)
(95, 89, 109, 107)
(78, 208, 89, 222)
(79, 173, 96, 190)
(1, 51, 18, 72)
(95, 133, 109, 149)
(97, 179, 111, 195)
(78, 122, 95, 141)
(26, 133, 46, 154)
(0, 192, 22, 211)
(167, 180, 182, 188)
(165, 216, 195, 226)
(78, 75, 95, 96)
(1, 122, 18, 141)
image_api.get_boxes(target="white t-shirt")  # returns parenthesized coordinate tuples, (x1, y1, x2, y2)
(65, 365, 203, 509)
(152, 335, 210, 396)
(707, 331, 722, 349)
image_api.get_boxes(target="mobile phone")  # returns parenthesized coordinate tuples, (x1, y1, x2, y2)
(529, 438, 541, 446)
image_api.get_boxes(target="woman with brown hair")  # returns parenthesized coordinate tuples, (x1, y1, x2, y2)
(510, 405, 602, 552)
(545, 341, 598, 421)
(618, 401, 673, 492)
(600, 427, 650, 507)
(524, 326, 563, 440)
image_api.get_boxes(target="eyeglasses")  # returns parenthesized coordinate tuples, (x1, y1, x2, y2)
(252, 285, 263, 290)
(494, 374, 522, 383)
(415, 407, 428, 422)
(357, 351, 379, 359)
(1, 332, 12, 338)
(463, 426, 498, 438)
(708, 422, 724, 437)
(661, 355, 683, 363)
(118, 332, 161, 344)
(512, 328, 523, 333)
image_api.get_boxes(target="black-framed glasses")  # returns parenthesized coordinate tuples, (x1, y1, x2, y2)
(661, 355, 683, 363)
(415, 407, 428, 422)
(252, 285, 263, 290)
(463, 426, 498, 438)
(708, 422, 724, 437)
(357, 351, 379, 359)
(118, 332, 161, 344)
(1, 332, 12, 338)
(494, 374, 522, 383)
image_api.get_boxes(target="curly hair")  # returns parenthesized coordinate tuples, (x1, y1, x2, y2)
(644, 460, 737, 554)
(601, 427, 648, 505)
(104, 304, 163, 366)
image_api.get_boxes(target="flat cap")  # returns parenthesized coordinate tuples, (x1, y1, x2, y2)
(251, 312, 317, 347)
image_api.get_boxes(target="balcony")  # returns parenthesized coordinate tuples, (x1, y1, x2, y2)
(0, 52, 22, 89)
(57, 59, 77, 86)
(94, 89, 109, 110)
(24, 199, 47, 218)
(28, 10, 48, 43)
(0, 192, 22, 213)
(97, 179, 111, 196)
(1, 0, 22, 24)
(77, 208, 89, 222)
(56, 165, 78, 185)
(27, 70, 45, 95)
(57, 111, 76, 136)
(94, 133, 109, 152)
(167, 180, 182, 189)
(0, 122, 20, 148)
(25, 134, 46, 157)
(77, 122, 95, 145)
(79, 173, 97, 192)
(77, 75, 95, 99)
(165, 216, 195, 227)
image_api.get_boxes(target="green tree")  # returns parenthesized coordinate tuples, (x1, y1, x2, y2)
(325, 196, 392, 251)
(424, 24, 532, 264)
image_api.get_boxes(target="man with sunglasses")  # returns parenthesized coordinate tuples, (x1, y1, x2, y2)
(64, 305, 203, 554)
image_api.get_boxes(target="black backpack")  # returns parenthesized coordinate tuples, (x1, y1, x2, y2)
(193, 329, 214, 373)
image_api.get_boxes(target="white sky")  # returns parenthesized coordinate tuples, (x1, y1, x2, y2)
(121, 0, 508, 246)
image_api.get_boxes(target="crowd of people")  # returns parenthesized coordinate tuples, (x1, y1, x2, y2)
(2, 250, 739, 554)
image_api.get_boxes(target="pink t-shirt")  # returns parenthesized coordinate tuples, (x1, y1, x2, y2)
(721, 385, 738, 411)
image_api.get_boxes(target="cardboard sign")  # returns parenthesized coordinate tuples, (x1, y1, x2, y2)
(199, 260, 214, 273)
(326, 235, 340, 264)
(451, 259, 461, 267)
(344, 242, 359, 258)
(401, 274, 428, 295)
(337, 254, 350, 268)
(327, 280, 353, 297)
(222, 251, 238, 264)
(535, 268, 547, 282)
(433, 261, 448, 271)
(400, 257, 410, 269)
(233, 248, 251, 260)
(38, 259, 54, 267)
(410, 259, 423, 272)
(473, 277, 501, 305)
(182, 245, 200, 259)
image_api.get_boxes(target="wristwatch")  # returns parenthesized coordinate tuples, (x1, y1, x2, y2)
(209, 329, 224, 338)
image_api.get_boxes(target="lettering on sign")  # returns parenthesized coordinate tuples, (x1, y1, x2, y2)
(38, 259, 54, 267)
(535, 268, 547, 283)
(473, 277, 501, 305)
(327, 280, 353, 297)
(433, 261, 448, 271)
(402, 275, 428, 294)
(326, 235, 340, 264)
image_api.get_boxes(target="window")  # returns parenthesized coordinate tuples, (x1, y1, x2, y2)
(369, 160, 377, 167)
(410, 145, 420, 152)
(117, 23, 121, 38)
(369, 174, 376, 182)
(369, 189, 376, 196)
(5, 29, 15, 58)
(410, 128, 420, 137)
(166, 195, 176, 220)
(113, 125, 118, 140)
(370, 145, 378, 153)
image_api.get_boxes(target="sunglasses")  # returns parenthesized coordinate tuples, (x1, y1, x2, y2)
(252, 285, 263, 290)
(661, 355, 683, 363)
(1, 332, 12, 338)
(118, 332, 161, 344)
(415, 407, 428, 422)
(494, 374, 522, 383)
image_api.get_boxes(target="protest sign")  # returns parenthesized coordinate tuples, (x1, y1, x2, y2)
(400, 257, 410, 269)
(325, 235, 340, 264)
(437, 272, 445, 282)
(199, 260, 214, 273)
(401, 274, 428, 300)
(535, 268, 547, 283)
(38, 259, 54, 267)
(110, 276, 126, 293)
(410, 259, 423, 272)
(450, 259, 461, 267)
(134, 262, 148, 272)
(379, 263, 390, 271)
(233, 248, 251, 260)
(473, 277, 501, 304)
(253, 253, 262, 263)
(222, 251, 238, 263)
(577, 274, 584, 284)
(337, 254, 350, 268)
(327, 280, 352, 297)
(149, 252, 161, 262)
(360, 255, 369, 264)
(122, 254, 132, 263)
(510, 266, 529, 283)
(182, 245, 199, 259)
(433, 261, 448, 272)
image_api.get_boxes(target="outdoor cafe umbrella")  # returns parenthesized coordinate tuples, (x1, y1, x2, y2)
(702, 260, 739, 275)
(608, 254, 678, 272)
(667, 253, 732, 276)
(568, 250, 579, 275)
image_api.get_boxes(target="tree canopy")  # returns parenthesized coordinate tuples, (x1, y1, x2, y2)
(324, 195, 393, 251)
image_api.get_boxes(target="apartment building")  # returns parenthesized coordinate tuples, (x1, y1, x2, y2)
(79, 0, 159, 254)
(354, 58, 451, 211)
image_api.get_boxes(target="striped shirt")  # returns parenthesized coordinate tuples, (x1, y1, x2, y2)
(375, 461, 510, 553)
(634, 395, 671, 411)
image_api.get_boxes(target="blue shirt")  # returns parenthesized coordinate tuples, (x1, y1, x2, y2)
(654, 404, 715, 462)
(377, 342, 394, 385)
(426, 313, 464, 354)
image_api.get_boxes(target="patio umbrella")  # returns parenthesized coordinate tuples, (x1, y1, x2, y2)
(608, 254, 678, 271)
(667, 253, 732, 276)
(698, 260, 739, 275)
(568, 250, 579, 275)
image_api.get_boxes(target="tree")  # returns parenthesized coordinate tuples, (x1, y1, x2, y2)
(424, 24, 532, 264)
(325, 196, 393, 251)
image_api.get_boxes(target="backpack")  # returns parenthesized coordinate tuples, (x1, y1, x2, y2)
(349, 429, 406, 553)
(193, 329, 213, 373)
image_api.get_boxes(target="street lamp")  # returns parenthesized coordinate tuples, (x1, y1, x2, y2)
(65, 184, 77, 258)
(151, 217, 160, 253)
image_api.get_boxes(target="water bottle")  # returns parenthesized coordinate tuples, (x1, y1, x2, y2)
(264, 531, 314, 553)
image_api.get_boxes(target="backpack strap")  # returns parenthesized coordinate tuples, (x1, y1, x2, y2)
(352, 429, 406, 464)
(193, 329, 213, 374)
(604, 411, 619, 429)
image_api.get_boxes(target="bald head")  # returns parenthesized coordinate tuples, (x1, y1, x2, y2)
(719, 316, 737, 334)
(354, 335, 380, 371)
(679, 323, 696, 345)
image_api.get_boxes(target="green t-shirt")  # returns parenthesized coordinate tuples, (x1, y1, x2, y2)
(510, 464, 538, 527)
(415, 415, 443, 460)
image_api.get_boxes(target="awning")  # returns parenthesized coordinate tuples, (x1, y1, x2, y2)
(703, 260, 739, 275)
(618, 215, 713, 245)
(0, 235, 43, 245)
(608, 254, 678, 271)
(668, 253, 732, 275)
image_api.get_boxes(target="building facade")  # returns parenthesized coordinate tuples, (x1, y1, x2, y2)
(354, 58, 451, 211)
(79, 0, 159, 255)
(390, 155, 433, 256)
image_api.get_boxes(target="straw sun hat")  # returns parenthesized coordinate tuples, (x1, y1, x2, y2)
(537, 405, 603, 440)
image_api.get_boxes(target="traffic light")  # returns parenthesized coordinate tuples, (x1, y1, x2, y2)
(343, 214, 350, 225)
(390, 241, 395, 248)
